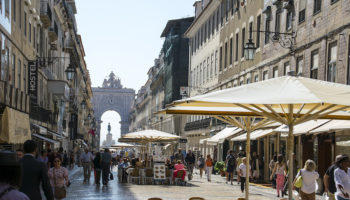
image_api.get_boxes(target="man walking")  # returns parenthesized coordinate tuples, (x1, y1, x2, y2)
(174, 149, 184, 163)
(185, 150, 195, 180)
(80, 148, 93, 182)
(19, 140, 53, 200)
(324, 155, 343, 200)
(226, 150, 236, 185)
(101, 148, 112, 186)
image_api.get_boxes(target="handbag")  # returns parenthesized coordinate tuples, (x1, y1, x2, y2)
(109, 172, 114, 180)
(53, 168, 67, 199)
(294, 170, 303, 188)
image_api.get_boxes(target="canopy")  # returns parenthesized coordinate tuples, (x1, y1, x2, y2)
(110, 142, 134, 148)
(336, 140, 350, 147)
(309, 120, 350, 134)
(32, 133, 60, 148)
(119, 129, 179, 143)
(231, 129, 274, 141)
(1, 107, 31, 144)
(274, 120, 330, 135)
(207, 127, 242, 145)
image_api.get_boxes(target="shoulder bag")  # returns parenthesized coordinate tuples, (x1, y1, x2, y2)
(54, 168, 67, 199)
(294, 170, 303, 188)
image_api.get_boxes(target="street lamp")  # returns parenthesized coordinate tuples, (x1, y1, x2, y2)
(244, 26, 256, 60)
(65, 64, 76, 81)
(80, 99, 86, 110)
(87, 113, 91, 120)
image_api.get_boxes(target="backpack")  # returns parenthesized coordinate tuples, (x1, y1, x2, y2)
(228, 155, 235, 167)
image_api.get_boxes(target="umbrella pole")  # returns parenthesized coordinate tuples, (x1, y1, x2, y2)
(245, 128, 251, 200)
(287, 124, 294, 200)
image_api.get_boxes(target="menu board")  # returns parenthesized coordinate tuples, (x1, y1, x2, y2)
(153, 163, 166, 180)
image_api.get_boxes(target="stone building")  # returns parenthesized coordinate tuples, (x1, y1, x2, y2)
(0, 0, 94, 153)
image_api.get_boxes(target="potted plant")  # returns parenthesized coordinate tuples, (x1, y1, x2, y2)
(214, 161, 226, 177)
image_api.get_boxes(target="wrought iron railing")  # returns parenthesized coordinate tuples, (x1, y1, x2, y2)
(0, 81, 29, 113)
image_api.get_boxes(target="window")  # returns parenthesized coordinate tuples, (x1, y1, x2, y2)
(208, 18, 211, 39)
(200, 63, 203, 84)
(211, 53, 214, 78)
(211, 14, 215, 35)
(1, 47, 9, 81)
(216, 8, 220, 31)
(33, 27, 36, 48)
(5, 0, 9, 17)
(203, 60, 206, 82)
(226, 0, 230, 21)
(11, 54, 15, 86)
(273, 66, 278, 78)
(19, 0, 22, 29)
(241, 28, 245, 58)
(256, 15, 261, 48)
(204, 22, 207, 42)
(311, 50, 319, 79)
(207, 57, 210, 81)
(246, 78, 251, 84)
(284, 62, 290, 75)
(13, 0, 16, 22)
(299, 0, 306, 23)
(24, 12, 27, 36)
(215, 50, 218, 75)
(23, 64, 26, 92)
(235, 33, 239, 61)
(229, 38, 233, 65)
(327, 43, 337, 82)
(221, 2, 224, 26)
(296, 56, 303, 75)
(275, 10, 281, 36)
(254, 75, 259, 82)
(219, 46, 223, 71)
(314, 0, 321, 14)
(265, 18, 270, 44)
(224, 42, 227, 68)
(230, 0, 234, 15)
(17, 60, 21, 89)
(331, 0, 339, 4)
(263, 71, 268, 80)
(286, 11, 292, 31)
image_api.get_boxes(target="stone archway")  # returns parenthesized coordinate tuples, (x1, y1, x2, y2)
(92, 72, 135, 148)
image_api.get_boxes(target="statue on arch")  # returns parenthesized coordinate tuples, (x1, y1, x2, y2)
(102, 71, 123, 89)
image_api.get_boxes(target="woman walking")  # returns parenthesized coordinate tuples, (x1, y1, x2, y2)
(334, 155, 350, 200)
(205, 154, 213, 182)
(48, 157, 69, 200)
(294, 159, 319, 200)
(270, 155, 287, 198)
(198, 155, 205, 178)
(269, 155, 277, 188)
(93, 152, 102, 185)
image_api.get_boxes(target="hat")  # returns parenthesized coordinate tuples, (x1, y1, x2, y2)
(335, 154, 349, 164)
(0, 151, 20, 166)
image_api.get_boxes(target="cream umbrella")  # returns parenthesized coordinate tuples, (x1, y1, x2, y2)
(166, 76, 350, 200)
(118, 129, 180, 143)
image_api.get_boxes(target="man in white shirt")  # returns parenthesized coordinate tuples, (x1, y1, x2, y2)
(334, 155, 350, 200)
(239, 157, 251, 193)
(80, 148, 94, 182)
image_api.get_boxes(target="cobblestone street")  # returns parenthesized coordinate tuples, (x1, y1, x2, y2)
(65, 167, 285, 200)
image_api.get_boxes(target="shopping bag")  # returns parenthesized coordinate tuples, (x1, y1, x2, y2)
(292, 190, 300, 200)
(294, 175, 303, 188)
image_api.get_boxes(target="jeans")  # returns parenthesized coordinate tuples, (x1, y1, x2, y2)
(240, 177, 246, 192)
(102, 163, 110, 185)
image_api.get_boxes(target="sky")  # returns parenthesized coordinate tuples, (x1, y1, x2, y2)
(74, 1, 195, 142)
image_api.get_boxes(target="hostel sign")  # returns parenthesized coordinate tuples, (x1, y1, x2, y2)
(28, 61, 38, 102)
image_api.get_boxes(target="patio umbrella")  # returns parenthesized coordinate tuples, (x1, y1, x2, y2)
(110, 142, 135, 148)
(166, 76, 350, 200)
(118, 129, 179, 143)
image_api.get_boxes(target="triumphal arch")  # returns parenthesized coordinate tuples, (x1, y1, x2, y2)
(92, 72, 135, 143)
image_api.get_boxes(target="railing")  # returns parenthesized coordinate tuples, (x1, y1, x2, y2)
(184, 118, 211, 131)
(0, 81, 30, 113)
(29, 102, 54, 124)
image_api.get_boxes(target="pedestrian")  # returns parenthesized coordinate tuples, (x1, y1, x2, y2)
(226, 150, 236, 185)
(16, 149, 24, 160)
(38, 150, 49, 164)
(69, 151, 75, 170)
(185, 150, 195, 180)
(293, 159, 319, 200)
(19, 140, 54, 200)
(49, 150, 58, 168)
(236, 153, 243, 184)
(48, 156, 69, 200)
(205, 154, 213, 182)
(112, 151, 117, 167)
(269, 155, 277, 188)
(198, 155, 205, 178)
(101, 149, 112, 186)
(324, 155, 344, 200)
(239, 157, 251, 193)
(251, 152, 260, 182)
(0, 151, 29, 200)
(80, 148, 93, 182)
(334, 155, 350, 200)
(174, 149, 185, 164)
(62, 151, 68, 168)
(270, 154, 287, 198)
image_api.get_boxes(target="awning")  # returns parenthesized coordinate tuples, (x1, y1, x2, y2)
(32, 133, 60, 148)
(31, 124, 47, 135)
(163, 144, 172, 150)
(1, 107, 31, 144)
(207, 127, 243, 145)
(309, 120, 350, 134)
(274, 119, 330, 135)
(231, 129, 274, 141)
(48, 130, 65, 139)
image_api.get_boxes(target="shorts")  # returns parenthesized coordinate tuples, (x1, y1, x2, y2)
(226, 166, 234, 173)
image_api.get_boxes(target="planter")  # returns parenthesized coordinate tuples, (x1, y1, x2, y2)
(220, 170, 226, 177)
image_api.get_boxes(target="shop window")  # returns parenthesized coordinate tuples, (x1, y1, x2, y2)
(256, 15, 261, 48)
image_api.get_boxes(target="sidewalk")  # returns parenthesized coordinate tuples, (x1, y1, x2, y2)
(68, 165, 83, 180)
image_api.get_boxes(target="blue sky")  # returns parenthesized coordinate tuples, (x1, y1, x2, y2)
(75, 1, 195, 142)
(75, 0, 194, 90)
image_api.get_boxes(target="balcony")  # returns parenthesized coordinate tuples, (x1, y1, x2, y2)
(40, 0, 52, 28)
(29, 102, 54, 124)
(184, 118, 211, 131)
(48, 22, 58, 42)
(47, 80, 70, 100)
(0, 81, 30, 113)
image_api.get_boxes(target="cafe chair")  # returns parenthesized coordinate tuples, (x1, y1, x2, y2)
(189, 197, 205, 200)
(143, 168, 154, 184)
(129, 168, 140, 184)
(174, 170, 186, 186)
